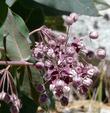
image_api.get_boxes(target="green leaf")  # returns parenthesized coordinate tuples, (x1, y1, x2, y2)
(20, 66, 41, 102)
(6, 0, 17, 7)
(26, 66, 40, 107)
(0, 9, 31, 61)
(0, 0, 8, 27)
(13, 12, 30, 40)
(34, 0, 98, 16)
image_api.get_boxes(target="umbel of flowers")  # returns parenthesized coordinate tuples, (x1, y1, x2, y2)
(33, 13, 106, 106)
(0, 66, 21, 113)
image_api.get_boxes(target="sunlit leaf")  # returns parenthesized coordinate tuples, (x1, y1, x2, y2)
(34, 0, 98, 16)
(6, 0, 17, 7)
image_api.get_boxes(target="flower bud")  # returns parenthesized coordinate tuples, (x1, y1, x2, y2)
(66, 16, 74, 25)
(62, 15, 73, 25)
(66, 57, 73, 64)
(4, 94, 11, 103)
(89, 31, 98, 39)
(87, 68, 95, 76)
(39, 93, 48, 104)
(60, 96, 68, 106)
(48, 40, 56, 47)
(70, 13, 78, 22)
(86, 50, 94, 59)
(47, 48, 55, 58)
(0, 91, 6, 100)
(73, 76, 82, 88)
(57, 35, 67, 43)
(83, 78, 93, 86)
(10, 105, 19, 113)
(66, 46, 75, 55)
(43, 46, 48, 52)
(35, 62, 44, 69)
(45, 60, 52, 68)
(96, 47, 106, 59)
(36, 84, 45, 93)
(63, 86, 70, 93)
(78, 85, 88, 94)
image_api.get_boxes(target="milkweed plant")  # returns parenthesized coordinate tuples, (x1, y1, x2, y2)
(0, 13, 106, 113)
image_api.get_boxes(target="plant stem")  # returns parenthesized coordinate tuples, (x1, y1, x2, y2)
(0, 61, 33, 66)
(29, 25, 45, 36)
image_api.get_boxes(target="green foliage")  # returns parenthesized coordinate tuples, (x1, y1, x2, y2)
(34, 0, 98, 16)
(0, 9, 31, 60)
(6, 0, 17, 7)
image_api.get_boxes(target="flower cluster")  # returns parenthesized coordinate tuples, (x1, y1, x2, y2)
(33, 13, 101, 106)
(0, 66, 21, 113)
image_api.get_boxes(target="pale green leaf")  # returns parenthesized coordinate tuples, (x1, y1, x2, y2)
(0, 9, 31, 60)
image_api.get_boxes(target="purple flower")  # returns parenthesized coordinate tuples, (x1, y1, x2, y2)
(96, 47, 106, 59)
(36, 84, 45, 93)
(39, 93, 48, 104)
(35, 61, 44, 69)
(32, 16, 100, 105)
(60, 96, 69, 106)
(89, 31, 99, 39)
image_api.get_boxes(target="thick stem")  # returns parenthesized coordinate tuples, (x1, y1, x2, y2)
(0, 61, 33, 66)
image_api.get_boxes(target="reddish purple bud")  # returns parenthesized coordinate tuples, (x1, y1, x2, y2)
(55, 88, 64, 98)
(57, 35, 67, 43)
(47, 48, 55, 58)
(66, 46, 75, 55)
(83, 78, 93, 87)
(35, 62, 44, 69)
(62, 13, 78, 26)
(60, 96, 68, 106)
(10, 105, 18, 113)
(87, 68, 95, 76)
(48, 40, 56, 47)
(78, 85, 88, 95)
(73, 77, 82, 88)
(70, 13, 78, 22)
(96, 47, 106, 59)
(66, 57, 73, 64)
(62, 15, 74, 25)
(4, 94, 11, 103)
(39, 94, 48, 104)
(45, 60, 52, 68)
(89, 31, 98, 39)
(61, 76, 73, 84)
(0, 92, 6, 100)
(43, 46, 48, 52)
(36, 52, 44, 59)
(36, 84, 45, 93)
(71, 43, 80, 53)
(86, 50, 94, 59)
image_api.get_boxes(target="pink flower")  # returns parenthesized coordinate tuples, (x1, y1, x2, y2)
(32, 19, 100, 105)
